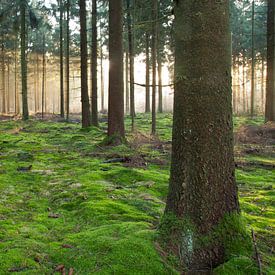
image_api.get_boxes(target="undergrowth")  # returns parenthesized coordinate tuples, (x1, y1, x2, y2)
(0, 114, 273, 274)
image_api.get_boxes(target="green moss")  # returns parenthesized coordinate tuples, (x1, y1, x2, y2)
(0, 115, 274, 274)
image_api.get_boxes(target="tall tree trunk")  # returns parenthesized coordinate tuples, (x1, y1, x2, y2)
(145, 32, 150, 113)
(125, 50, 130, 113)
(1, 44, 6, 114)
(261, 56, 265, 114)
(100, 40, 104, 112)
(266, 0, 275, 122)
(151, 0, 157, 135)
(42, 34, 46, 119)
(79, 0, 91, 128)
(59, 0, 65, 118)
(251, 0, 255, 117)
(163, 0, 240, 271)
(7, 56, 10, 113)
(157, 54, 163, 113)
(14, 40, 19, 114)
(20, 0, 29, 120)
(66, 0, 70, 120)
(126, 0, 135, 130)
(242, 54, 246, 114)
(35, 52, 39, 113)
(108, 0, 125, 143)
(91, 0, 99, 126)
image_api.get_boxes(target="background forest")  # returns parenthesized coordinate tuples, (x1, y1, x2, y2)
(0, 0, 274, 275)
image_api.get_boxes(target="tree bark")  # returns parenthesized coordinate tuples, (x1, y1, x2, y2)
(125, 50, 130, 114)
(91, 0, 99, 126)
(126, 0, 135, 130)
(108, 0, 125, 143)
(59, 0, 65, 118)
(151, 0, 157, 135)
(20, 0, 29, 120)
(66, 0, 70, 120)
(251, 0, 255, 117)
(266, 0, 275, 122)
(163, 0, 240, 271)
(1, 44, 5, 114)
(79, 0, 91, 128)
(42, 34, 46, 119)
(145, 32, 150, 113)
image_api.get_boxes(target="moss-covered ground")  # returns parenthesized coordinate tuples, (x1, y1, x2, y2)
(0, 114, 274, 274)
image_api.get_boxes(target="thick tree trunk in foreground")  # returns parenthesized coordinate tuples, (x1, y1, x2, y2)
(266, 0, 275, 122)
(163, 1, 240, 271)
(91, 0, 98, 126)
(20, 0, 29, 120)
(108, 0, 125, 143)
(79, 0, 91, 128)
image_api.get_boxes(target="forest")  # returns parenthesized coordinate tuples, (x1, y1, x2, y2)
(0, 0, 274, 274)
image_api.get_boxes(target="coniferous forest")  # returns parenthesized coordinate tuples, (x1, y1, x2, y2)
(0, 0, 274, 274)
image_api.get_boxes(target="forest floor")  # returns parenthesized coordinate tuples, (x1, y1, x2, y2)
(0, 114, 274, 275)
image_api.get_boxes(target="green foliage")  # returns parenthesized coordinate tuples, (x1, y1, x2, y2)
(0, 115, 274, 274)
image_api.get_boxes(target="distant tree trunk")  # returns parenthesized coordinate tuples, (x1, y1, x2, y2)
(7, 56, 10, 113)
(100, 42, 104, 111)
(125, 50, 130, 114)
(1, 44, 6, 114)
(145, 32, 150, 113)
(266, 0, 275, 122)
(157, 54, 163, 113)
(66, 0, 70, 120)
(126, 0, 135, 130)
(59, 0, 65, 118)
(151, 0, 157, 135)
(91, 0, 99, 126)
(261, 56, 265, 114)
(35, 51, 39, 113)
(14, 40, 19, 114)
(251, 0, 255, 117)
(42, 34, 46, 119)
(79, 0, 91, 128)
(163, 0, 240, 271)
(242, 55, 246, 113)
(20, 0, 29, 120)
(108, 0, 125, 143)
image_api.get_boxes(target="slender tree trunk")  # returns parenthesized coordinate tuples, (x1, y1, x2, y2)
(1, 44, 6, 114)
(66, 0, 70, 120)
(126, 0, 135, 130)
(163, 0, 240, 271)
(91, 0, 98, 126)
(242, 56, 246, 114)
(7, 56, 10, 113)
(20, 0, 28, 120)
(14, 40, 19, 114)
(100, 41, 104, 111)
(79, 0, 91, 128)
(157, 54, 163, 113)
(145, 32, 150, 113)
(35, 52, 39, 113)
(251, 0, 255, 117)
(42, 34, 46, 119)
(108, 0, 125, 142)
(151, 0, 157, 135)
(59, 0, 65, 118)
(261, 56, 265, 114)
(125, 51, 130, 114)
(266, 0, 275, 122)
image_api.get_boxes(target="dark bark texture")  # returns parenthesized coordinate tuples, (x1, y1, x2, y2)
(164, 0, 240, 271)
(266, 0, 275, 122)
(79, 0, 91, 128)
(108, 0, 125, 142)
